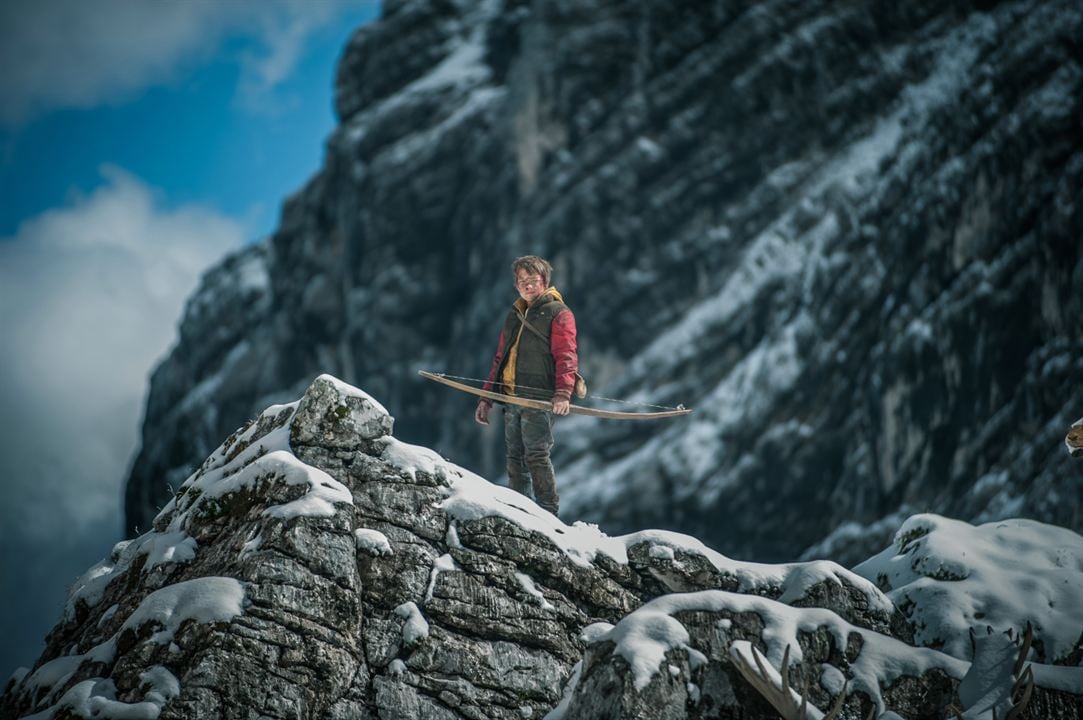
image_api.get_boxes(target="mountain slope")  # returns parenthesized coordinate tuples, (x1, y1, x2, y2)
(10, 376, 1083, 719)
(125, 0, 1083, 565)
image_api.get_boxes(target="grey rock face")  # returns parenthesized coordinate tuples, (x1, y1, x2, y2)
(561, 599, 1082, 720)
(0, 377, 650, 718)
(8, 377, 1083, 719)
(124, 0, 1083, 572)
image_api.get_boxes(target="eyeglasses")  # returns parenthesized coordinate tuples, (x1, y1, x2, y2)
(516, 276, 544, 289)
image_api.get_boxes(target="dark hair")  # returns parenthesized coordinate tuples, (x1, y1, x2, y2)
(511, 255, 553, 286)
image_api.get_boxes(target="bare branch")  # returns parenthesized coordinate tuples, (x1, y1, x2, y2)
(781, 644, 791, 698)
(1012, 623, 1033, 677)
(730, 642, 831, 720)
(821, 678, 848, 720)
(1005, 666, 1034, 720)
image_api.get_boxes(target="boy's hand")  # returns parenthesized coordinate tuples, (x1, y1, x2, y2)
(552, 399, 570, 416)
(475, 401, 491, 425)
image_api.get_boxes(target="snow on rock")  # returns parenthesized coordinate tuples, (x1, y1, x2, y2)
(853, 514, 1083, 662)
(139, 666, 181, 706)
(580, 622, 614, 644)
(354, 528, 393, 556)
(6, 376, 362, 720)
(956, 630, 1018, 720)
(24, 666, 183, 720)
(648, 544, 675, 560)
(14, 373, 1083, 719)
(425, 553, 458, 602)
(629, 590, 962, 700)
(394, 601, 430, 647)
(515, 572, 555, 611)
(66, 530, 199, 619)
(1067, 417, 1083, 457)
(543, 660, 582, 720)
(16, 604, 185, 710)
(121, 577, 246, 644)
(602, 600, 708, 691)
(730, 641, 829, 720)
(139, 532, 198, 570)
(290, 373, 393, 446)
(565, 588, 969, 719)
(431, 435, 892, 623)
(156, 383, 355, 536)
(21, 678, 164, 720)
(260, 451, 353, 520)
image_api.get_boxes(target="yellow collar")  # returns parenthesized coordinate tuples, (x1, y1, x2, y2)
(514, 286, 563, 313)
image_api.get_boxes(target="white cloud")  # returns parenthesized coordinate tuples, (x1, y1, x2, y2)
(0, 165, 246, 538)
(0, 165, 246, 677)
(0, 0, 374, 127)
(240, 2, 343, 101)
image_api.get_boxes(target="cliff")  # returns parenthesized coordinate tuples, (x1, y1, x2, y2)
(8, 376, 1083, 719)
(124, 0, 1083, 566)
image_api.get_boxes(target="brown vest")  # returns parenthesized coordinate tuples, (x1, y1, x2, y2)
(496, 294, 568, 401)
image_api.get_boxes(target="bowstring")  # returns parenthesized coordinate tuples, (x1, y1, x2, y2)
(431, 372, 685, 412)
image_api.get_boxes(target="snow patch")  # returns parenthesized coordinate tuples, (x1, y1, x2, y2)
(66, 527, 201, 619)
(445, 521, 462, 549)
(158, 399, 353, 532)
(425, 553, 458, 602)
(610, 590, 966, 713)
(314, 373, 389, 418)
(354, 528, 393, 556)
(139, 666, 181, 706)
(649, 544, 675, 560)
(514, 572, 554, 610)
(542, 660, 582, 720)
(580, 622, 614, 644)
(853, 514, 1083, 661)
(21, 678, 165, 720)
(96, 604, 120, 628)
(438, 462, 890, 614)
(596, 602, 706, 690)
(240, 533, 262, 556)
(378, 435, 477, 483)
(121, 577, 246, 645)
(394, 601, 430, 646)
(139, 531, 198, 570)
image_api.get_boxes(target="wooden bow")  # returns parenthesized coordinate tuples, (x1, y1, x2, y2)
(419, 371, 692, 421)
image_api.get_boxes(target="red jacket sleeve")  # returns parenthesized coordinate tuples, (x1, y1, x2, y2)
(479, 329, 507, 407)
(550, 309, 578, 402)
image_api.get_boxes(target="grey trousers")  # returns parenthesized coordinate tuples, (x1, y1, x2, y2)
(503, 405, 559, 514)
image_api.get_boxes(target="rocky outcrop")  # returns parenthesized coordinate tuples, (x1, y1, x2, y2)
(1068, 418, 1083, 458)
(124, 0, 1083, 571)
(9, 377, 1083, 719)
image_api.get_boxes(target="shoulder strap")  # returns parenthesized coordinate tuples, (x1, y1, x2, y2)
(515, 309, 549, 342)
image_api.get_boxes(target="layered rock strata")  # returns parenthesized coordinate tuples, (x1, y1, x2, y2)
(9, 377, 1083, 719)
(125, 0, 1083, 570)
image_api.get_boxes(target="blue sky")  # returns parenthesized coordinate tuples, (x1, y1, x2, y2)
(0, 2, 380, 240)
(0, 0, 379, 681)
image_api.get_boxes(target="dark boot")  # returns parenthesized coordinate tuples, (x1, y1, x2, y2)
(526, 460, 559, 516)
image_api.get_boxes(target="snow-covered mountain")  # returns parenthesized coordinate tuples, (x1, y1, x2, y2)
(8, 377, 1082, 718)
(125, 0, 1083, 566)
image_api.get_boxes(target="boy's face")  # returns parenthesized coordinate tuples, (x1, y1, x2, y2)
(515, 268, 546, 303)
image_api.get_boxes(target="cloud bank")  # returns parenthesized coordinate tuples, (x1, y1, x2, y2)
(0, 0, 373, 127)
(0, 166, 246, 676)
